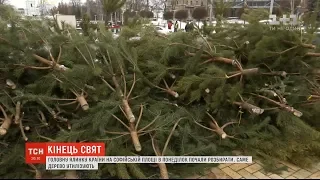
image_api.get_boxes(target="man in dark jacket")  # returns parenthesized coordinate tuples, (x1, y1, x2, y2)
(189, 21, 194, 31)
(185, 22, 190, 32)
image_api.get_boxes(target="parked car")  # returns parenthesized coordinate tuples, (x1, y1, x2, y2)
(76, 27, 83, 35)
(155, 26, 172, 35)
(112, 33, 119, 39)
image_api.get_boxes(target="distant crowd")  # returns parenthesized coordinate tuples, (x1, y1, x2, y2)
(167, 20, 195, 32)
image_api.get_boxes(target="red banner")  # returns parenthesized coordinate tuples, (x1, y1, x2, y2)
(25, 142, 105, 164)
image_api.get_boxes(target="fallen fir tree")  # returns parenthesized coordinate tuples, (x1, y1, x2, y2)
(1, 5, 320, 179)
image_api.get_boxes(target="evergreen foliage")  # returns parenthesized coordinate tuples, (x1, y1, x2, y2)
(163, 11, 174, 20)
(100, 0, 126, 24)
(308, 0, 320, 12)
(80, 14, 91, 36)
(139, 10, 154, 19)
(213, 0, 233, 20)
(192, 7, 208, 21)
(1, 4, 320, 179)
(174, 10, 188, 21)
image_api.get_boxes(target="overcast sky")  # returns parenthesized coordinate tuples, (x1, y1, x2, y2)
(8, 0, 86, 9)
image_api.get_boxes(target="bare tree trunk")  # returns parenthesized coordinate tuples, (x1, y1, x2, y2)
(291, 0, 295, 14)
(86, 0, 90, 18)
(270, 0, 275, 15)
(209, 1, 213, 25)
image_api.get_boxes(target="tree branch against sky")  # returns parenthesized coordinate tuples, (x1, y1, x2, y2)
(149, 0, 166, 10)
(100, 0, 126, 14)
(0, 0, 8, 5)
(8, 0, 85, 8)
(8, 0, 164, 10)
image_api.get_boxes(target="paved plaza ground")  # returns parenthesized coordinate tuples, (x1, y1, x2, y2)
(187, 152, 320, 179)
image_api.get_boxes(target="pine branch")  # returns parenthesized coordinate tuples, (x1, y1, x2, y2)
(135, 104, 144, 130)
(169, 42, 212, 56)
(258, 89, 285, 104)
(18, 112, 28, 141)
(227, 68, 259, 79)
(138, 115, 160, 133)
(105, 105, 161, 152)
(0, 104, 12, 136)
(112, 74, 136, 123)
(70, 90, 89, 111)
(13, 64, 52, 70)
(162, 79, 179, 98)
(232, 94, 264, 115)
(150, 134, 169, 179)
(129, 123, 141, 152)
(37, 98, 68, 122)
(282, 40, 316, 49)
(107, 109, 142, 152)
(162, 118, 184, 156)
(251, 93, 303, 117)
(35, 128, 55, 142)
(14, 101, 21, 124)
(32, 52, 68, 71)
(65, 171, 78, 179)
(269, 46, 299, 55)
(144, 78, 179, 98)
(202, 57, 237, 66)
(27, 164, 42, 179)
(46, 88, 89, 111)
(101, 77, 116, 92)
(261, 71, 288, 77)
(185, 51, 210, 59)
(0, 36, 25, 52)
(305, 52, 320, 57)
(194, 112, 238, 139)
(5, 79, 16, 89)
(0, 35, 68, 71)
(75, 46, 93, 67)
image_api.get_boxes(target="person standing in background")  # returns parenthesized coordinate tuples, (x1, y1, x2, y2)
(189, 21, 194, 32)
(185, 21, 190, 32)
(174, 21, 178, 32)
(168, 21, 173, 30)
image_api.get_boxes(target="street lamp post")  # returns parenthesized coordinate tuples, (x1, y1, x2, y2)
(121, 10, 124, 25)
(209, 3, 213, 25)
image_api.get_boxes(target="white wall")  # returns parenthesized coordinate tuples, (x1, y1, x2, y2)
(25, 0, 39, 16)
(55, 15, 77, 29)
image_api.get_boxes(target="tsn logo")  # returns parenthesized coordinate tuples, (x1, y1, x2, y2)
(269, 14, 300, 26)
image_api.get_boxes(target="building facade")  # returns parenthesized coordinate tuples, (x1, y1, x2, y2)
(166, 0, 209, 10)
(25, 0, 40, 16)
(165, 0, 305, 18)
(165, 0, 208, 19)
(17, 8, 25, 15)
(165, 0, 283, 10)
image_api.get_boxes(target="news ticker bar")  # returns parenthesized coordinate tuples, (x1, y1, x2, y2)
(46, 156, 253, 170)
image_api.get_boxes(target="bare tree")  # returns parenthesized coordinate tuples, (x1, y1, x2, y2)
(149, 0, 166, 11)
(125, 0, 151, 11)
(71, 0, 82, 19)
(39, 0, 46, 15)
(86, 0, 90, 16)
(100, 0, 126, 24)
(0, 0, 8, 5)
